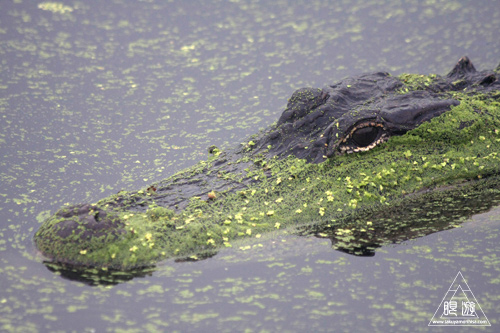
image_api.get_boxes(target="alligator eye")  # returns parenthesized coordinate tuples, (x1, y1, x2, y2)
(351, 126, 380, 147)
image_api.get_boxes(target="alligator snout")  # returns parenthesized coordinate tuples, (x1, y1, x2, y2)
(33, 56, 500, 270)
(35, 204, 126, 250)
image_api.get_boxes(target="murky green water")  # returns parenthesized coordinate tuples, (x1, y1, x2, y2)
(1, 1, 499, 331)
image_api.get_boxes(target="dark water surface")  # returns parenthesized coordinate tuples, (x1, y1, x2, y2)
(1, 1, 499, 331)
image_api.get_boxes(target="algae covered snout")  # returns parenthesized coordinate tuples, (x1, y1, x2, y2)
(36, 204, 126, 247)
(34, 57, 500, 270)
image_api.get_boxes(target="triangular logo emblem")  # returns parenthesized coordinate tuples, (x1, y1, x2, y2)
(429, 271, 491, 326)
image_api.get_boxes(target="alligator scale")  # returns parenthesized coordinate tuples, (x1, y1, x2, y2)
(35, 57, 500, 270)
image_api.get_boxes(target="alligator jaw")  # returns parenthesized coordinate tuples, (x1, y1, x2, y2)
(33, 57, 500, 270)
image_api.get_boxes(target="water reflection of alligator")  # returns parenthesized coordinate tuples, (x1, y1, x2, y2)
(35, 57, 500, 271)
(304, 179, 500, 256)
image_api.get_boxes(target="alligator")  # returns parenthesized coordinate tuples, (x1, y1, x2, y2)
(35, 57, 500, 271)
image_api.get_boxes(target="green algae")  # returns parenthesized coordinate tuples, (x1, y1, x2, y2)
(2, 1, 500, 331)
(35, 90, 500, 269)
(37, 2, 74, 14)
(5, 213, 500, 330)
(397, 73, 438, 93)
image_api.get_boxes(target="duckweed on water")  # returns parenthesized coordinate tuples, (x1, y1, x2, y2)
(35, 90, 500, 269)
(3, 1, 500, 331)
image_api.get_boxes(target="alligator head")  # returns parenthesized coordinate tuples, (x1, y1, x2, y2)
(34, 57, 500, 273)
